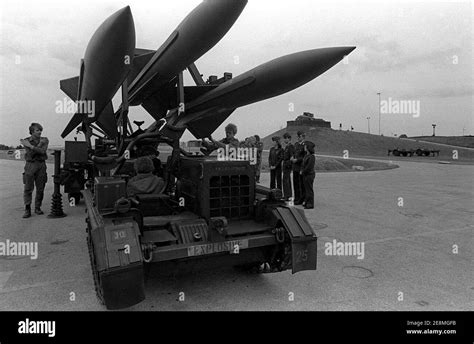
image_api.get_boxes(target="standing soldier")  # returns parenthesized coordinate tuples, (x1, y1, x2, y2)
(254, 135, 263, 183)
(301, 141, 316, 209)
(291, 131, 305, 205)
(239, 136, 257, 171)
(20, 123, 49, 218)
(282, 133, 295, 201)
(201, 123, 239, 154)
(268, 136, 283, 190)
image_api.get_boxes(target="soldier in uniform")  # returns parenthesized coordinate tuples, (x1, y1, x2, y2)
(300, 141, 316, 209)
(282, 133, 295, 200)
(127, 156, 165, 197)
(201, 123, 239, 154)
(254, 135, 263, 183)
(20, 123, 49, 218)
(291, 131, 305, 205)
(268, 136, 283, 190)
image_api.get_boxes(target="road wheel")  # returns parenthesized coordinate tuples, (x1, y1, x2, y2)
(86, 223, 105, 305)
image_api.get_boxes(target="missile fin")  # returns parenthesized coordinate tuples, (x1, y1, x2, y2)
(128, 51, 155, 84)
(59, 76, 80, 101)
(61, 113, 85, 138)
(141, 83, 217, 120)
(128, 30, 179, 94)
(134, 48, 155, 56)
(187, 75, 255, 111)
(186, 108, 236, 139)
(128, 71, 159, 104)
(142, 96, 169, 121)
(95, 102, 117, 138)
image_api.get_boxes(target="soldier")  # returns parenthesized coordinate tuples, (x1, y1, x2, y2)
(20, 123, 49, 218)
(268, 136, 283, 190)
(291, 131, 305, 205)
(300, 141, 316, 209)
(254, 135, 263, 183)
(239, 136, 258, 178)
(282, 133, 295, 200)
(127, 156, 165, 197)
(201, 123, 239, 154)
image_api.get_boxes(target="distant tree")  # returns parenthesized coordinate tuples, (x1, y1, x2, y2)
(16, 145, 23, 149)
(399, 134, 408, 138)
(0, 144, 14, 150)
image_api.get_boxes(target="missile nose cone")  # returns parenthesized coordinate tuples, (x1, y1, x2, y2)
(116, 5, 132, 19)
(305, 46, 356, 65)
(336, 46, 356, 56)
(346, 46, 357, 54)
(324, 46, 356, 61)
(279, 46, 356, 83)
(111, 5, 134, 29)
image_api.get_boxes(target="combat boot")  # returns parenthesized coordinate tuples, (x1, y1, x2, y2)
(35, 208, 44, 215)
(23, 205, 31, 218)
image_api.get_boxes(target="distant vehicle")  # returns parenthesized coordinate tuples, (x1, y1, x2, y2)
(186, 140, 202, 155)
(7, 150, 14, 155)
(388, 148, 440, 157)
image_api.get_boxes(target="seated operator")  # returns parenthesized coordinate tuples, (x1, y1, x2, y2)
(127, 156, 165, 197)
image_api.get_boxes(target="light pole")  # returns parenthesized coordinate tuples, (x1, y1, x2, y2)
(377, 92, 381, 135)
(432, 124, 436, 137)
(367, 116, 371, 134)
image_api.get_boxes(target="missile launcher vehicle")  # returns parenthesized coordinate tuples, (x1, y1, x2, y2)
(56, 1, 355, 309)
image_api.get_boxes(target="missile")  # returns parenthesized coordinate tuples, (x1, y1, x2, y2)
(128, 0, 248, 106)
(61, 6, 135, 138)
(188, 47, 355, 113)
(172, 46, 356, 137)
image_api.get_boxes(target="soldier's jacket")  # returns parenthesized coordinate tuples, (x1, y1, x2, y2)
(24, 136, 49, 162)
(301, 153, 316, 176)
(269, 146, 283, 168)
(255, 141, 263, 160)
(218, 137, 240, 148)
(127, 173, 165, 197)
(239, 140, 254, 148)
(292, 141, 305, 171)
(282, 143, 295, 170)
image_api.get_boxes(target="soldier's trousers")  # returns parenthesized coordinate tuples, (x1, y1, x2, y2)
(303, 173, 315, 206)
(255, 161, 261, 182)
(299, 173, 306, 202)
(293, 169, 301, 202)
(23, 161, 47, 208)
(270, 167, 282, 191)
(282, 169, 292, 200)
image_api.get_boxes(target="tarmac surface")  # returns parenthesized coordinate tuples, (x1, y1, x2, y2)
(0, 158, 472, 311)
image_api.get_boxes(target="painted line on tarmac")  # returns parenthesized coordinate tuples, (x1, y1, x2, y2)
(363, 224, 474, 245)
(0, 271, 13, 290)
(0, 278, 85, 295)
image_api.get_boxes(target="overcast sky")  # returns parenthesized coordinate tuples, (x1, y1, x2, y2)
(0, 0, 472, 147)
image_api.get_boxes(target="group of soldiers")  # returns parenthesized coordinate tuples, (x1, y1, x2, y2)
(201, 123, 264, 182)
(268, 131, 315, 209)
(202, 124, 315, 209)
